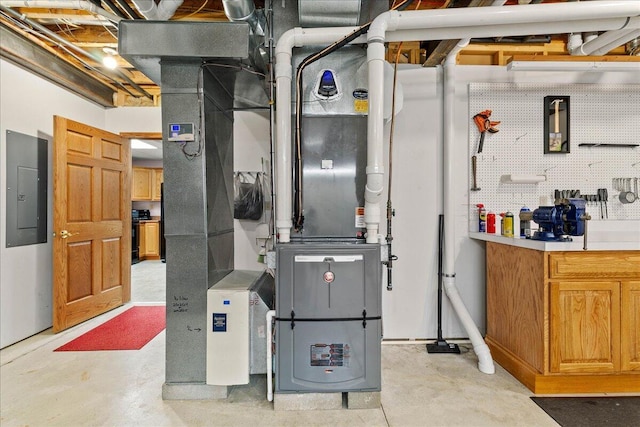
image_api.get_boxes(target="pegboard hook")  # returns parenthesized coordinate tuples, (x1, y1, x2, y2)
(588, 161, 603, 167)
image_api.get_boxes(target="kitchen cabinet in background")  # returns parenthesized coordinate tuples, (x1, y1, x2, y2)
(138, 221, 160, 260)
(132, 167, 163, 201)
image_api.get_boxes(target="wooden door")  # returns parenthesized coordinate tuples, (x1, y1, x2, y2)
(53, 116, 131, 332)
(550, 281, 620, 374)
(621, 281, 640, 371)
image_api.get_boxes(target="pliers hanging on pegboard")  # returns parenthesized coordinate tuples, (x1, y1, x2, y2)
(473, 110, 501, 153)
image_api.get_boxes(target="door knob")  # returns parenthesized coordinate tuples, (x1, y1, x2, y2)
(59, 230, 75, 239)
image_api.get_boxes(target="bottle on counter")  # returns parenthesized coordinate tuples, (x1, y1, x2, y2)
(477, 204, 487, 232)
(499, 213, 505, 235)
(504, 212, 514, 237)
(519, 206, 531, 238)
(487, 211, 496, 234)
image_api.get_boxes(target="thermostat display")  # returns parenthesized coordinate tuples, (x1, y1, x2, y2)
(168, 123, 195, 142)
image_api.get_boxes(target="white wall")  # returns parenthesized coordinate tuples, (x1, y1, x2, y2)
(233, 111, 272, 271)
(0, 59, 106, 348)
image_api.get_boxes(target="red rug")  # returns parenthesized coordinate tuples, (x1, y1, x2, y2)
(55, 306, 165, 351)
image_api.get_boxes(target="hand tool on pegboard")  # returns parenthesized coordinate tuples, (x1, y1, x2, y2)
(470, 110, 500, 192)
(473, 110, 500, 154)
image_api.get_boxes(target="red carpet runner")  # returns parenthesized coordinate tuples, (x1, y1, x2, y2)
(55, 306, 165, 351)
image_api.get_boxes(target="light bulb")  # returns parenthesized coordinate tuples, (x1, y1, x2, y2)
(103, 55, 118, 70)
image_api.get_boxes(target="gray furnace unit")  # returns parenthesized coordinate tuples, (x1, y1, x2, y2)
(275, 244, 381, 392)
(272, 0, 387, 396)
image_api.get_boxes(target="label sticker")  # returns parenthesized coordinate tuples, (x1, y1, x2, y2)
(212, 313, 227, 332)
(310, 343, 350, 367)
(355, 207, 365, 228)
(353, 89, 368, 113)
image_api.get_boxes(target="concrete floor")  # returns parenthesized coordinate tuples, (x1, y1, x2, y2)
(0, 260, 558, 427)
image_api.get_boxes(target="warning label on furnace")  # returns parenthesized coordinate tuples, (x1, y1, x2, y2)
(355, 207, 365, 228)
(310, 343, 350, 367)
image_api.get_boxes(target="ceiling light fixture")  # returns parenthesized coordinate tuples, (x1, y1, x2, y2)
(102, 47, 119, 70)
(131, 139, 158, 150)
(507, 60, 640, 72)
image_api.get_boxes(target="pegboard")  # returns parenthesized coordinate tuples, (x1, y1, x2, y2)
(468, 83, 640, 230)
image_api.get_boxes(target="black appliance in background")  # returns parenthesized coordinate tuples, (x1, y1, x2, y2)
(131, 209, 152, 264)
(160, 183, 166, 262)
(131, 209, 140, 264)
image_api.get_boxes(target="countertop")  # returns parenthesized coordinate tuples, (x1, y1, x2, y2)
(470, 229, 640, 251)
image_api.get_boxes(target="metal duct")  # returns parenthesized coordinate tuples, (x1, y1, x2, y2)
(298, 0, 361, 27)
(222, 0, 263, 35)
(131, 0, 183, 21)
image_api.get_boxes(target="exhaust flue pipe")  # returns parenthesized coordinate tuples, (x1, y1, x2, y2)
(223, 0, 265, 35)
(131, 0, 183, 21)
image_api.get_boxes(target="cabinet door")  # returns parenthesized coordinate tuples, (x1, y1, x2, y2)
(550, 281, 620, 373)
(152, 169, 163, 201)
(144, 222, 160, 257)
(132, 167, 152, 201)
(621, 281, 640, 371)
(138, 223, 146, 257)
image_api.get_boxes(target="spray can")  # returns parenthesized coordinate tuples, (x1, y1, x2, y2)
(504, 211, 514, 237)
(477, 204, 486, 232)
(487, 211, 496, 234)
(519, 206, 531, 238)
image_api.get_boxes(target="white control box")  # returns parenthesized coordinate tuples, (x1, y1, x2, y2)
(206, 272, 254, 386)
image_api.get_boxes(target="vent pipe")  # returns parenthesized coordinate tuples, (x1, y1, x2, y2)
(131, 0, 183, 21)
(223, 0, 264, 36)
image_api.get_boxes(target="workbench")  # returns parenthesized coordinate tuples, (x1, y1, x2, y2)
(471, 231, 640, 394)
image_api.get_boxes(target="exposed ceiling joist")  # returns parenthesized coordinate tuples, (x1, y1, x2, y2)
(0, 22, 115, 107)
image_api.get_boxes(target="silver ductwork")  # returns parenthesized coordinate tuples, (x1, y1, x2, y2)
(223, 0, 265, 36)
(298, 0, 361, 27)
(223, 0, 267, 74)
(131, 0, 183, 20)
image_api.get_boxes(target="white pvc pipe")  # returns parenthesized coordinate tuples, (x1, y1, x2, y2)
(369, 1, 640, 40)
(589, 29, 640, 56)
(365, 41, 386, 243)
(2, 0, 121, 23)
(383, 18, 639, 43)
(266, 310, 276, 402)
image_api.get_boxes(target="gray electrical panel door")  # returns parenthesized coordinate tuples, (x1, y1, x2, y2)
(5, 130, 48, 247)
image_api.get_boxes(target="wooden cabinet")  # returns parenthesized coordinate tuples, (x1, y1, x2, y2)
(132, 167, 152, 200)
(485, 242, 640, 394)
(138, 221, 160, 260)
(550, 281, 620, 373)
(132, 167, 163, 201)
(622, 281, 640, 371)
(152, 169, 163, 201)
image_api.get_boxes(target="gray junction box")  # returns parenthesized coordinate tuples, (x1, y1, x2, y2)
(275, 243, 381, 393)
